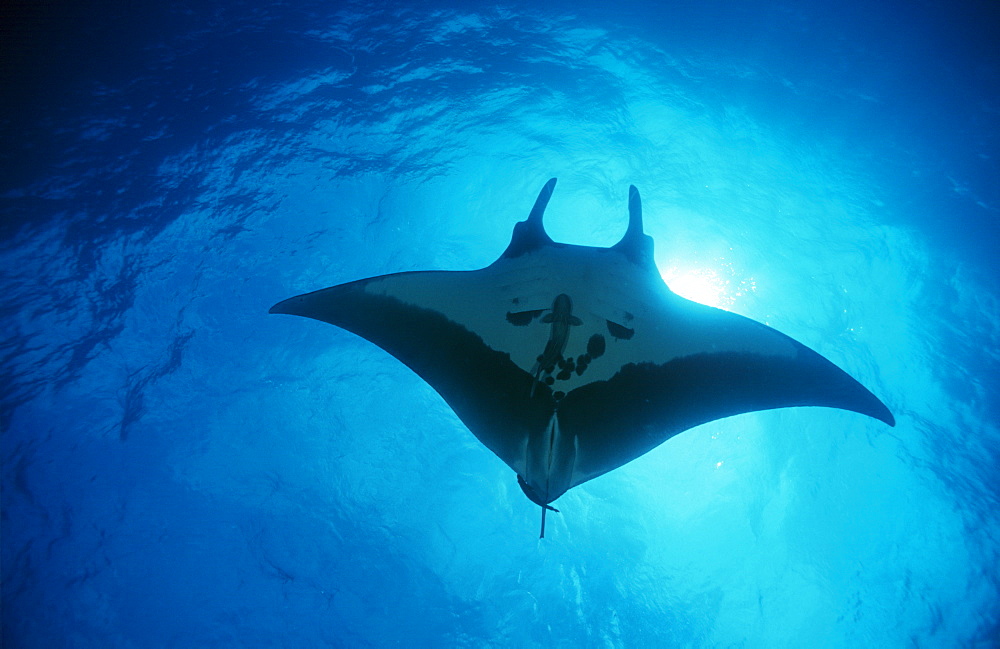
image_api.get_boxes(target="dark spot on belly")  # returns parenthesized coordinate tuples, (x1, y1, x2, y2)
(578, 353, 591, 365)
(506, 309, 545, 326)
(587, 334, 606, 358)
(544, 376, 555, 385)
(575, 364, 586, 376)
(556, 369, 571, 381)
(606, 320, 634, 340)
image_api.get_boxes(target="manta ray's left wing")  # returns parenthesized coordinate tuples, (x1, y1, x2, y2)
(270, 267, 556, 476)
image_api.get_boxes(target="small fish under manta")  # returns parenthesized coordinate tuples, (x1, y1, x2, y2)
(270, 179, 895, 538)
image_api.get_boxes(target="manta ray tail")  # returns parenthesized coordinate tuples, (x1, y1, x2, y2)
(538, 502, 560, 539)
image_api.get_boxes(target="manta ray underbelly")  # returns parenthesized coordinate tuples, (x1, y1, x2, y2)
(522, 293, 584, 507)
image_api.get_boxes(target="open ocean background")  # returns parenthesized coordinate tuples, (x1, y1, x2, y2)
(2, 1, 998, 647)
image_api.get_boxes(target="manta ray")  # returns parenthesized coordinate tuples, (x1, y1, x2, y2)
(270, 179, 894, 537)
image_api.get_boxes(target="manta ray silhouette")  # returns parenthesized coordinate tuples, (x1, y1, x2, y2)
(270, 179, 894, 537)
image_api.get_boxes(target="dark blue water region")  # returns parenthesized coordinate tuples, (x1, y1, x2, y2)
(2, 1, 998, 647)
(3, 0, 998, 269)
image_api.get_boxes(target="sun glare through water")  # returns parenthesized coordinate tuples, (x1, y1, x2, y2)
(658, 257, 758, 309)
(661, 265, 729, 308)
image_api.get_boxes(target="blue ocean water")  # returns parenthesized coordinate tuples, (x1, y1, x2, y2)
(2, 0, 998, 646)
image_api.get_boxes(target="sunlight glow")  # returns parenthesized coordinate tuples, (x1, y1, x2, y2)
(661, 266, 728, 307)
(659, 259, 757, 309)
(665, 268, 727, 307)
